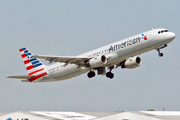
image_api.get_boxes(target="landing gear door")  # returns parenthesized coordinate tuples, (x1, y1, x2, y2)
(148, 30, 153, 41)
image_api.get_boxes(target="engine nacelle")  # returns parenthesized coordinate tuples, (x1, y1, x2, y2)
(122, 57, 141, 69)
(89, 55, 107, 67)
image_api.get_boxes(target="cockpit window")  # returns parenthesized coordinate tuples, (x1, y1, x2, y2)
(158, 29, 168, 34)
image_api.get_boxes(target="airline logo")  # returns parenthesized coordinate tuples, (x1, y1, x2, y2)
(142, 34, 147, 40)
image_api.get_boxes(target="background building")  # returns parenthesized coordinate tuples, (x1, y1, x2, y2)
(1, 111, 180, 120)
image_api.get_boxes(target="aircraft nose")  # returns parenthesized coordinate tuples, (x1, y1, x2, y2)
(169, 32, 176, 40)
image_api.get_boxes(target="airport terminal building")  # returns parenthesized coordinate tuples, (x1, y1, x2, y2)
(0, 111, 180, 120)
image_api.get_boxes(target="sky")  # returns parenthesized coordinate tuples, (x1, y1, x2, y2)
(0, 0, 180, 112)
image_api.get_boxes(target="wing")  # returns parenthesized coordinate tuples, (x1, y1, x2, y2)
(7, 75, 35, 79)
(33, 55, 91, 67)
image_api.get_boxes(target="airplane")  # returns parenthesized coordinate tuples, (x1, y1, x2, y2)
(7, 28, 176, 83)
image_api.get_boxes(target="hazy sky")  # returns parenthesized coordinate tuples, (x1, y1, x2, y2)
(1, 0, 180, 112)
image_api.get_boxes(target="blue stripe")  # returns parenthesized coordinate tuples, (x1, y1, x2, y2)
(29, 58, 37, 62)
(33, 63, 42, 67)
(26, 53, 32, 56)
(22, 47, 26, 50)
(24, 50, 29, 53)
(32, 60, 39, 65)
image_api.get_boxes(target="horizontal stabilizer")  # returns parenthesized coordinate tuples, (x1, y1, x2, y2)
(7, 75, 35, 79)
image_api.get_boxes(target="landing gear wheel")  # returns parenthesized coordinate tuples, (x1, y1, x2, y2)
(87, 71, 95, 78)
(109, 73, 114, 79)
(158, 53, 163, 57)
(106, 72, 111, 78)
(157, 49, 163, 57)
(106, 72, 114, 79)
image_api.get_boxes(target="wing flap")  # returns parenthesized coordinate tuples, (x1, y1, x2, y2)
(7, 75, 35, 79)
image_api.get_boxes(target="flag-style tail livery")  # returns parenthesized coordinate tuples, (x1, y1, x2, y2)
(19, 47, 46, 75)
(7, 47, 47, 82)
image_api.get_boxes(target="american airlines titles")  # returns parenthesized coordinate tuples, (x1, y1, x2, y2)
(109, 37, 141, 52)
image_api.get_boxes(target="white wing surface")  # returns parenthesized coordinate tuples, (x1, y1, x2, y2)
(33, 55, 91, 66)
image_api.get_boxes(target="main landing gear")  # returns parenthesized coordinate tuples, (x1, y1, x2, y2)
(106, 66, 114, 79)
(87, 71, 95, 78)
(157, 49, 163, 57)
(106, 72, 114, 79)
(87, 66, 115, 79)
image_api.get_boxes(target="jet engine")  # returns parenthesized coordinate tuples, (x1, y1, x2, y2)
(122, 57, 141, 69)
(89, 55, 107, 67)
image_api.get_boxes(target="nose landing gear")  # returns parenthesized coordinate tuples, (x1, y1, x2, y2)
(156, 44, 167, 57)
(157, 49, 163, 57)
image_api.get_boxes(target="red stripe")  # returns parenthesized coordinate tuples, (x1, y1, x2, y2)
(24, 59, 30, 64)
(19, 49, 23, 52)
(21, 54, 27, 58)
(29, 68, 44, 75)
(26, 65, 34, 71)
(28, 72, 47, 82)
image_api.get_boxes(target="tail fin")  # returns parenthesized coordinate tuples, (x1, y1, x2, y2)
(19, 47, 46, 75)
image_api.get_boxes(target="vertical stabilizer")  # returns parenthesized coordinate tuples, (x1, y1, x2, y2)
(19, 47, 46, 75)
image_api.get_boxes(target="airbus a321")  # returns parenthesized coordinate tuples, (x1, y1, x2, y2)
(7, 28, 176, 82)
